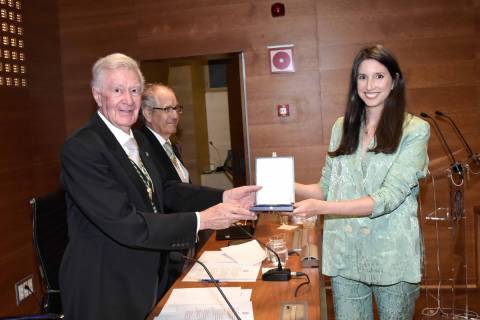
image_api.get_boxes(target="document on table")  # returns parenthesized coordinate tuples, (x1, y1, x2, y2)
(220, 240, 266, 265)
(155, 287, 254, 320)
(182, 251, 261, 282)
(165, 287, 251, 304)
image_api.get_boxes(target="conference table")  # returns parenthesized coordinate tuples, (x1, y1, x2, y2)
(148, 214, 323, 319)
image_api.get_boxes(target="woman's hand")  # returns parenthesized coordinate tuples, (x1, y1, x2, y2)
(293, 199, 328, 218)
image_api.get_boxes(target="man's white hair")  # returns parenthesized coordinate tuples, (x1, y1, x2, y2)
(91, 53, 145, 90)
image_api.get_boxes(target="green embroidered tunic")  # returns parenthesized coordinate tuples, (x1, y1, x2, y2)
(320, 114, 430, 285)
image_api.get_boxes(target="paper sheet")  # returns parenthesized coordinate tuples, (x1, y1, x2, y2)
(166, 287, 249, 304)
(183, 251, 261, 282)
(220, 240, 266, 265)
(199, 251, 237, 263)
(277, 224, 298, 231)
(155, 287, 254, 320)
(182, 261, 260, 282)
(156, 301, 254, 320)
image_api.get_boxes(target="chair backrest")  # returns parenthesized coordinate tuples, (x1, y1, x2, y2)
(30, 189, 68, 314)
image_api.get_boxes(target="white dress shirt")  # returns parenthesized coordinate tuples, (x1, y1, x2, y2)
(97, 111, 201, 233)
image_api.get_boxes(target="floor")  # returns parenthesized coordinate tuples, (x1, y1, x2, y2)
(414, 288, 480, 320)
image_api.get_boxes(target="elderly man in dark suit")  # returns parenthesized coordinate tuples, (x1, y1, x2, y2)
(59, 53, 258, 320)
(137, 83, 189, 184)
(137, 83, 214, 291)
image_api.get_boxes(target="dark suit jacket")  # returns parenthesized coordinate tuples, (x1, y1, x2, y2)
(137, 125, 186, 185)
(59, 114, 223, 320)
(136, 125, 214, 289)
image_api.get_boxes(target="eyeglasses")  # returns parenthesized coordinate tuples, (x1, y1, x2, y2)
(152, 105, 184, 114)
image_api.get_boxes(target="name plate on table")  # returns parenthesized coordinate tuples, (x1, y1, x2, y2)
(250, 156, 295, 212)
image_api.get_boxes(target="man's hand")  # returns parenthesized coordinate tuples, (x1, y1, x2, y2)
(199, 203, 257, 230)
(223, 185, 261, 209)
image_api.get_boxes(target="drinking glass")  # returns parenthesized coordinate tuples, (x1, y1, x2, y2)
(266, 234, 288, 267)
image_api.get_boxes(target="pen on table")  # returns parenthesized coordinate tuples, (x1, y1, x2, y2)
(200, 278, 221, 283)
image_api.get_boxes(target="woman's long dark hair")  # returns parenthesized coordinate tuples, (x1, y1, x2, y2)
(329, 45, 406, 157)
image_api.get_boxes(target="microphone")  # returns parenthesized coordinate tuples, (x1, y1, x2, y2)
(169, 251, 242, 320)
(422, 112, 464, 220)
(233, 223, 291, 281)
(435, 110, 479, 165)
(420, 112, 463, 176)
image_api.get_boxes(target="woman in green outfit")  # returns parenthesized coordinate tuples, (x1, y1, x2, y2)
(294, 45, 430, 320)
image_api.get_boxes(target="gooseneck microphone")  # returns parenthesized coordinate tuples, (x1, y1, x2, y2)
(169, 251, 241, 320)
(435, 110, 479, 164)
(233, 223, 291, 281)
(420, 112, 463, 176)
(422, 112, 465, 220)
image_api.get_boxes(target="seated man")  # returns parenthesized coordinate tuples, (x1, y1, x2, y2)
(137, 83, 214, 290)
(138, 83, 189, 184)
(59, 53, 259, 320)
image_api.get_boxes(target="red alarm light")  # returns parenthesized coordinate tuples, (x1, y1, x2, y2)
(271, 2, 285, 17)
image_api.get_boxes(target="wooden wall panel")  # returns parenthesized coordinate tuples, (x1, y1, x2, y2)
(58, 0, 139, 134)
(0, 0, 65, 315)
(0, 84, 40, 318)
(25, 1, 66, 195)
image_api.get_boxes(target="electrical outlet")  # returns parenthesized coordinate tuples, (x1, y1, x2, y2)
(15, 275, 33, 305)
